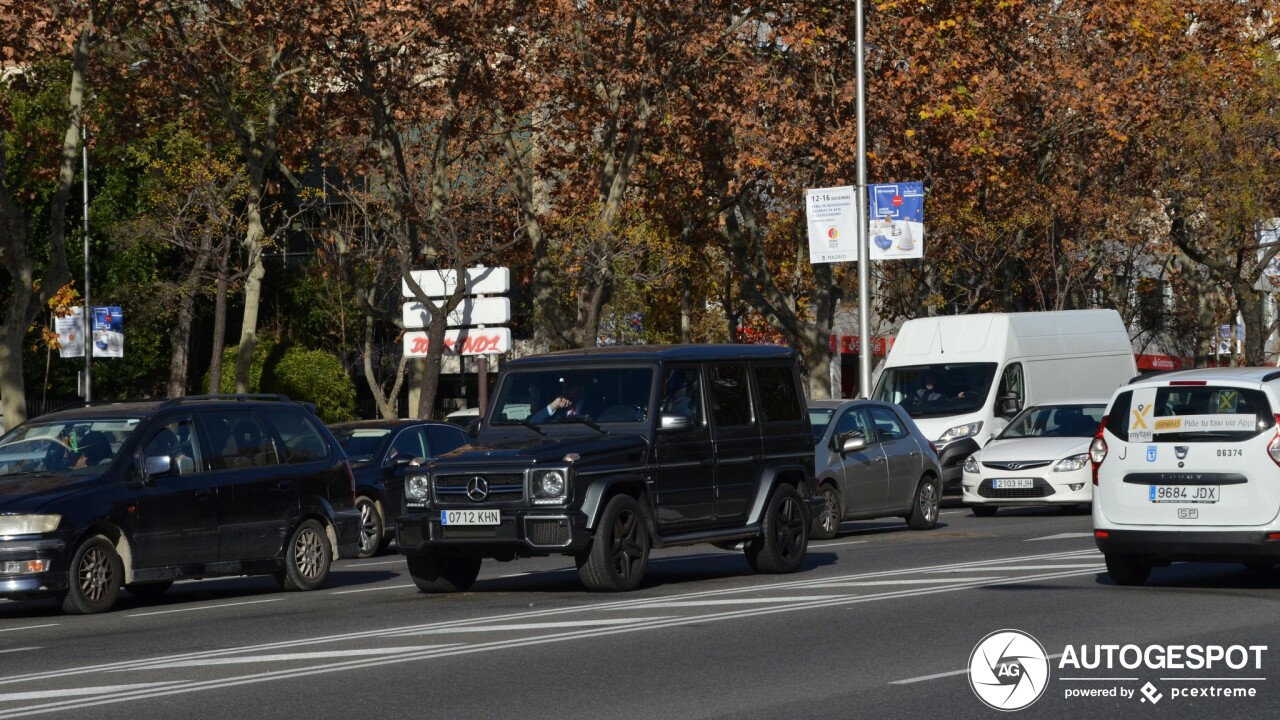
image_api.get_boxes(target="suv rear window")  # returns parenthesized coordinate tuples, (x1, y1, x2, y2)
(1105, 386, 1274, 442)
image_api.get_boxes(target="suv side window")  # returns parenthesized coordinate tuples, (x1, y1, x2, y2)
(202, 410, 280, 469)
(707, 363, 752, 427)
(261, 407, 328, 463)
(755, 364, 803, 423)
(867, 406, 910, 441)
(140, 416, 202, 476)
(661, 366, 705, 426)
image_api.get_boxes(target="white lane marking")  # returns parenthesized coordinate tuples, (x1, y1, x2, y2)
(926, 564, 1103, 572)
(939, 510, 967, 516)
(0, 683, 180, 702)
(623, 597, 846, 608)
(0, 625, 57, 633)
(0, 549, 1105, 688)
(330, 584, 416, 595)
(343, 559, 405, 567)
(401, 618, 669, 635)
(0, 649, 38, 656)
(0, 568, 1104, 718)
(811, 539, 870, 548)
(1026, 533, 1095, 541)
(809, 578, 1005, 587)
(123, 599, 282, 618)
(891, 654, 1065, 685)
(133, 647, 457, 669)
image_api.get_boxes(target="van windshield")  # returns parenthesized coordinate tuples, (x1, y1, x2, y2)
(872, 363, 997, 418)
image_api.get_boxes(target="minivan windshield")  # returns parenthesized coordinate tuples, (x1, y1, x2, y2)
(873, 363, 997, 418)
(0, 418, 140, 476)
(491, 367, 655, 425)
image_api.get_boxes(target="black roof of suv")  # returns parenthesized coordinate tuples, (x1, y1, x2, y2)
(395, 344, 822, 593)
(0, 394, 361, 614)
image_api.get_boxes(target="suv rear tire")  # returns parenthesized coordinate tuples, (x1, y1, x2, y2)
(1105, 554, 1151, 586)
(745, 484, 808, 574)
(406, 552, 482, 593)
(275, 519, 332, 591)
(579, 494, 650, 591)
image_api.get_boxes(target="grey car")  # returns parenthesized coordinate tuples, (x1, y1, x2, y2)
(808, 399, 943, 539)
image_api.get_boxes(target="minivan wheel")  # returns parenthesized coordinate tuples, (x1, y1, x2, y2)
(811, 483, 842, 540)
(745, 484, 808, 574)
(275, 519, 332, 591)
(59, 535, 123, 614)
(1105, 554, 1151, 586)
(406, 552, 482, 593)
(578, 495, 650, 592)
(354, 495, 385, 559)
(906, 477, 940, 530)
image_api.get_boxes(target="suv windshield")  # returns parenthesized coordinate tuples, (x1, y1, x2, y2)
(0, 418, 141, 476)
(998, 404, 1105, 439)
(491, 367, 655, 425)
(873, 363, 997, 418)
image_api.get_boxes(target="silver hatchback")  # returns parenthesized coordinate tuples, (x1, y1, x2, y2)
(808, 400, 943, 539)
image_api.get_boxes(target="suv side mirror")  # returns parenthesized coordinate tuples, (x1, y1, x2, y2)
(998, 394, 1022, 418)
(143, 454, 174, 481)
(659, 414, 692, 432)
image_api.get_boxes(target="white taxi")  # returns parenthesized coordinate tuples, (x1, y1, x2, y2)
(1091, 368, 1280, 585)
(961, 399, 1106, 515)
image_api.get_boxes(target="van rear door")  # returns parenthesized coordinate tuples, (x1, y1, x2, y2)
(1097, 385, 1280, 527)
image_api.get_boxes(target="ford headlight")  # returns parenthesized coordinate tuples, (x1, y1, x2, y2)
(1053, 453, 1090, 472)
(531, 468, 569, 504)
(0, 514, 61, 536)
(406, 475, 431, 501)
(937, 422, 983, 445)
(962, 454, 979, 474)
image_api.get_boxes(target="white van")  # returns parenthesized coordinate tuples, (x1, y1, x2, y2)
(1092, 368, 1280, 585)
(871, 310, 1137, 494)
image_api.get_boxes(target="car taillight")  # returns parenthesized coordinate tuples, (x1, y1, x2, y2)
(1268, 415, 1280, 468)
(342, 458, 357, 505)
(1090, 415, 1108, 485)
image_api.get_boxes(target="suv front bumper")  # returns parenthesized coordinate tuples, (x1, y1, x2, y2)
(396, 509, 593, 557)
(1095, 529, 1280, 562)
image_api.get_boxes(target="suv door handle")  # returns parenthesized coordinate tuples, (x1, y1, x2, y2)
(194, 489, 213, 501)
(873, 456, 887, 464)
(276, 480, 295, 490)
(700, 458, 715, 467)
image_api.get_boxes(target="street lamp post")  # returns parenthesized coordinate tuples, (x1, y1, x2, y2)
(855, 0, 872, 398)
(81, 112, 91, 403)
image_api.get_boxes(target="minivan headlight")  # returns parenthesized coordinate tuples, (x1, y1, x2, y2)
(937, 422, 983, 445)
(0, 514, 61, 535)
(962, 454, 980, 474)
(531, 468, 569, 504)
(1053, 453, 1090, 472)
(406, 475, 431, 501)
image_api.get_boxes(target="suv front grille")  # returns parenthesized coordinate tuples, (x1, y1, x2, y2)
(978, 478, 1056, 499)
(433, 473, 525, 504)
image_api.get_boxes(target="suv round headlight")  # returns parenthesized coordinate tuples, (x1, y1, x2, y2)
(531, 469, 568, 500)
(406, 475, 431, 501)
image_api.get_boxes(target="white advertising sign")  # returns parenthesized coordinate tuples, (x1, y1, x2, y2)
(403, 327, 512, 357)
(805, 186, 859, 264)
(402, 266, 511, 298)
(54, 307, 85, 359)
(402, 298, 512, 329)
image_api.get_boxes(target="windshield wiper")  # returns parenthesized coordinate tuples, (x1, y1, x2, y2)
(518, 418, 549, 435)
(563, 416, 610, 435)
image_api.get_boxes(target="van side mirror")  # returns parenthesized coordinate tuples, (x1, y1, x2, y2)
(659, 414, 692, 431)
(998, 394, 1022, 418)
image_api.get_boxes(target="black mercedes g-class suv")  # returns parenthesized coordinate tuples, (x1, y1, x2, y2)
(396, 344, 821, 592)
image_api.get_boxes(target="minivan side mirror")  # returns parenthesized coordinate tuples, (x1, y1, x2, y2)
(998, 394, 1022, 418)
(143, 454, 174, 482)
(659, 414, 692, 432)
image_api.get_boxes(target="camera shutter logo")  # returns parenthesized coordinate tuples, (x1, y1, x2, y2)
(969, 629, 1050, 711)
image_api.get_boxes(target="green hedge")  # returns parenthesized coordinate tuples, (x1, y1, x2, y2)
(207, 338, 356, 423)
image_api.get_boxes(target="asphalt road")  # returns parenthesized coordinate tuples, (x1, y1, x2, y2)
(2, 505, 1278, 719)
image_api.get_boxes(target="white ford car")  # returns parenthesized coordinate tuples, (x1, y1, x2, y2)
(961, 399, 1106, 516)
(1091, 368, 1280, 585)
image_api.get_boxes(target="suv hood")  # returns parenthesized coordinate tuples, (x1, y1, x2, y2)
(436, 433, 649, 467)
(0, 473, 100, 513)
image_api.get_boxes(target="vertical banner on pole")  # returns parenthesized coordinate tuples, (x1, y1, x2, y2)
(867, 182, 924, 260)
